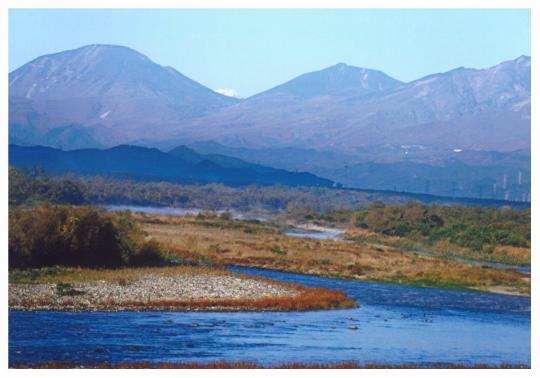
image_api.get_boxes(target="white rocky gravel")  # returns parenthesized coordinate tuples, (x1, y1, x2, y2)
(9, 272, 299, 312)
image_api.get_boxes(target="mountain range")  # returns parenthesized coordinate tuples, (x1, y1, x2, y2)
(9, 44, 530, 152)
(8, 44, 531, 200)
(180, 57, 530, 153)
(9, 144, 334, 187)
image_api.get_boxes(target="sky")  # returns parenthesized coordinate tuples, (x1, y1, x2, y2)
(9, 8, 531, 97)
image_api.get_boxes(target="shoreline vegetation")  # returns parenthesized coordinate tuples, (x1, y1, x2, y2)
(284, 203, 530, 266)
(11, 361, 531, 369)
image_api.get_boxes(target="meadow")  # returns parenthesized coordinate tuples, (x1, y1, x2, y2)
(286, 203, 531, 266)
(139, 213, 530, 295)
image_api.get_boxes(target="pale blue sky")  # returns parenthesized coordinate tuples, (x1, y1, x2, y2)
(9, 9, 531, 97)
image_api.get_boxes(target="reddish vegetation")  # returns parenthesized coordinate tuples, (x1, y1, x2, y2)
(93, 285, 354, 312)
(12, 361, 530, 369)
(12, 284, 356, 312)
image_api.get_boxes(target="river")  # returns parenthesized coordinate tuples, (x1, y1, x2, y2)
(9, 267, 530, 367)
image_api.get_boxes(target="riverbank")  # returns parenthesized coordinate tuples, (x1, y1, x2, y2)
(10, 267, 530, 367)
(139, 214, 530, 296)
(9, 266, 356, 312)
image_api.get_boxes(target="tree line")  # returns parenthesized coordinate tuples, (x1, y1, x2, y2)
(288, 201, 530, 252)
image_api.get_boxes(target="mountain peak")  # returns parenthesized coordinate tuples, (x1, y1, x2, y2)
(331, 62, 350, 69)
(514, 55, 531, 66)
(13, 44, 152, 75)
(9, 44, 239, 148)
(73, 44, 151, 60)
(255, 63, 403, 99)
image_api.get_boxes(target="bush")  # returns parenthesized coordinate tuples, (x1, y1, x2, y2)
(271, 246, 287, 256)
(351, 202, 530, 252)
(9, 204, 166, 269)
(127, 239, 165, 267)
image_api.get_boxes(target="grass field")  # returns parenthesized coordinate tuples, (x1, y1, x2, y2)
(138, 214, 530, 295)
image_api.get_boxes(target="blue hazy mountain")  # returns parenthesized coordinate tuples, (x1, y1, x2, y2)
(9, 144, 335, 187)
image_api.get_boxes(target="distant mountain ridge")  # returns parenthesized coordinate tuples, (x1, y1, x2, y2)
(181, 55, 530, 152)
(252, 63, 403, 99)
(187, 141, 530, 202)
(9, 44, 530, 153)
(9, 144, 335, 187)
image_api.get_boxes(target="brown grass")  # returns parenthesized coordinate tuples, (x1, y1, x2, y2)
(11, 361, 530, 369)
(138, 214, 530, 295)
(9, 265, 233, 284)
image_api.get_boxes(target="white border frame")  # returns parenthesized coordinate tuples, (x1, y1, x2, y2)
(0, 1, 535, 377)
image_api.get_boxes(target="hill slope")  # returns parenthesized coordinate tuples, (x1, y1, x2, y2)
(9, 144, 335, 187)
(9, 44, 238, 148)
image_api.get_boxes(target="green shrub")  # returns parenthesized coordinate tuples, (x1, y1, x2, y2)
(56, 282, 84, 296)
(350, 202, 530, 252)
(127, 239, 164, 266)
(271, 245, 287, 256)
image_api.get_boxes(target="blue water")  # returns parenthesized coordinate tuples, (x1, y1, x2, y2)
(458, 260, 531, 275)
(284, 229, 343, 241)
(9, 267, 530, 367)
(104, 204, 272, 221)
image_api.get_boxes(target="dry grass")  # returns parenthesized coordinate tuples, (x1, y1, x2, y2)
(11, 361, 530, 369)
(139, 214, 530, 295)
(9, 265, 233, 284)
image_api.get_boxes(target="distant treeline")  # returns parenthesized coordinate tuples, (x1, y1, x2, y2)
(9, 168, 530, 264)
(8, 167, 528, 212)
(9, 167, 86, 207)
(288, 202, 530, 253)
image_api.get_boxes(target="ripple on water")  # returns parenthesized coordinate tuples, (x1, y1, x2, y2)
(9, 268, 530, 367)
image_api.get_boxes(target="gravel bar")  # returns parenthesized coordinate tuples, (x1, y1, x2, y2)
(9, 272, 299, 312)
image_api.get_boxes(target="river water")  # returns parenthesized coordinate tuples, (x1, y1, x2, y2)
(9, 267, 530, 367)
